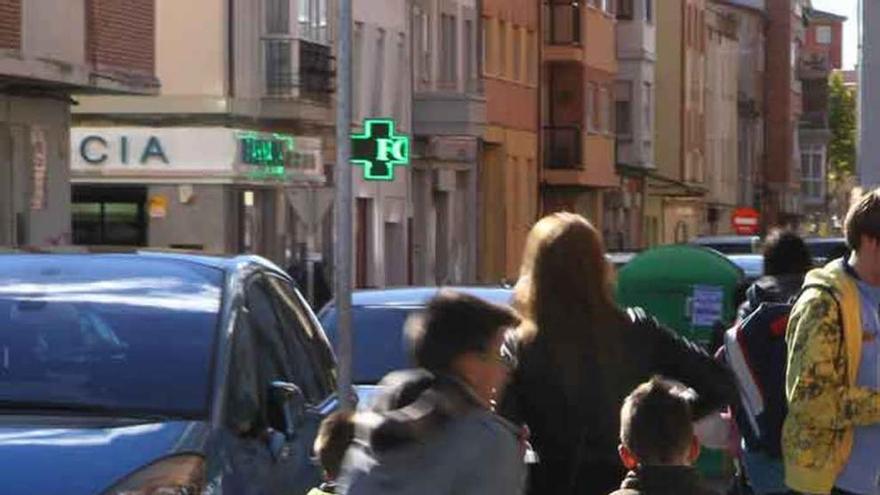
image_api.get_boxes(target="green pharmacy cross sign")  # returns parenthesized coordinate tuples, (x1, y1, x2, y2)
(351, 119, 410, 181)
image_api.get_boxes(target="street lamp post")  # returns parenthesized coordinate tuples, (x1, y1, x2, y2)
(334, 0, 354, 411)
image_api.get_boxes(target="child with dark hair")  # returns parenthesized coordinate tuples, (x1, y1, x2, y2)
(339, 290, 526, 495)
(309, 412, 355, 495)
(609, 377, 719, 495)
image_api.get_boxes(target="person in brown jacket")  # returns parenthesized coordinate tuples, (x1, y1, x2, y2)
(500, 213, 736, 495)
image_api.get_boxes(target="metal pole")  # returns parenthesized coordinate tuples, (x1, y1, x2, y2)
(335, 0, 354, 411)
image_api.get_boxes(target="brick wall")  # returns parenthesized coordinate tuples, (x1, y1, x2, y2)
(86, 0, 154, 75)
(0, 0, 21, 50)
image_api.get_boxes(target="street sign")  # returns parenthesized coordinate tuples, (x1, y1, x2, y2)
(351, 118, 410, 181)
(732, 207, 760, 235)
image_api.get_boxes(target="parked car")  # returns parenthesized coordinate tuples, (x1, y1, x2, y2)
(726, 254, 764, 286)
(690, 235, 762, 255)
(805, 237, 849, 265)
(318, 287, 513, 404)
(0, 252, 338, 495)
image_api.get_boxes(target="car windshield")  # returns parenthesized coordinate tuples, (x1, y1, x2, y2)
(321, 306, 413, 385)
(0, 256, 223, 419)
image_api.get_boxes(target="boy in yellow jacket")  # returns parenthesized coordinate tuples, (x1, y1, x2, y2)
(784, 189, 880, 495)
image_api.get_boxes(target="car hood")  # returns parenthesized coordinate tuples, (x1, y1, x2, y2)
(0, 416, 208, 495)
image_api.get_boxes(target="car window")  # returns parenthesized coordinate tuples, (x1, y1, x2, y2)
(224, 309, 266, 436)
(0, 257, 221, 418)
(265, 275, 336, 401)
(243, 274, 326, 404)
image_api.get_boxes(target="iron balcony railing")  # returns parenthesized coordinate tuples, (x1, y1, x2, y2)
(543, 125, 583, 170)
(263, 38, 334, 100)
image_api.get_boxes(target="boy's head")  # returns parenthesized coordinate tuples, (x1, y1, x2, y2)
(618, 377, 700, 469)
(314, 411, 355, 481)
(762, 229, 813, 277)
(405, 290, 520, 405)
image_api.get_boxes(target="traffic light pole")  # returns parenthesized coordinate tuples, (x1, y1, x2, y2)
(335, 0, 354, 411)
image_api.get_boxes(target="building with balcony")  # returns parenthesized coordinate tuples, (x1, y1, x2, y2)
(541, 0, 618, 231)
(478, 0, 539, 282)
(608, 0, 656, 250)
(72, 0, 334, 277)
(799, 8, 845, 230)
(704, 3, 740, 235)
(410, 0, 485, 285)
(712, 0, 766, 223)
(763, 0, 809, 227)
(648, 0, 707, 245)
(0, 0, 158, 247)
(349, 0, 412, 288)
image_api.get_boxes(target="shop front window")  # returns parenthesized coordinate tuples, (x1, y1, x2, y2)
(72, 187, 147, 246)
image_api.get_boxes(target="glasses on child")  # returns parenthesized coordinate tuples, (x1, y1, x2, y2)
(485, 346, 518, 372)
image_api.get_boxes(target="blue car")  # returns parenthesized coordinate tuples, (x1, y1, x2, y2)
(318, 287, 513, 402)
(0, 252, 339, 495)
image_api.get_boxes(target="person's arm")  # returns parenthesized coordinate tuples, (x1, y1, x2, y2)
(648, 318, 738, 419)
(786, 290, 880, 428)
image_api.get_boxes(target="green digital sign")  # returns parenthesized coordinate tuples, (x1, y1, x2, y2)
(351, 119, 410, 181)
(238, 132, 295, 179)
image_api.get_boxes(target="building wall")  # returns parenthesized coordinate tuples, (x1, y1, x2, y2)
(655, 0, 684, 181)
(705, 6, 739, 235)
(683, 0, 707, 185)
(0, 0, 20, 50)
(156, 0, 226, 98)
(728, 4, 765, 209)
(353, 0, 411, 288)
(0, 96, 72, 246)
(803, 16, 844, 70)
(616, 0, 657, 169)
(147, 184, 229, 253)
(764, 0, 805, 223)
(86, 0, 155, 75)
(479, 0, 538, 282)
(24, 0, 86, 65)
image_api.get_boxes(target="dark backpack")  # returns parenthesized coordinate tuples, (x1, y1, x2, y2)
(722, 284, 839, 458)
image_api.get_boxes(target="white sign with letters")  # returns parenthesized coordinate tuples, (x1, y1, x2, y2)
(691, 285, 724, 327)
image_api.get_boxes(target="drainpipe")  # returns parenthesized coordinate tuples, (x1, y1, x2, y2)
(227, 0, 235, 98)
(537, 0, 545, 217)
(472, 0, 483, 284)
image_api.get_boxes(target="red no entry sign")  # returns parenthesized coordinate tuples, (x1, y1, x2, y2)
(732, 207, 760, 235)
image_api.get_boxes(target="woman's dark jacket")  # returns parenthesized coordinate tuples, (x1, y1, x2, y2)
(500, 308, 737, 495)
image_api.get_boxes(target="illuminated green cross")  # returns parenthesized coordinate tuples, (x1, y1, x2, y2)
(351, 119, 410, 181)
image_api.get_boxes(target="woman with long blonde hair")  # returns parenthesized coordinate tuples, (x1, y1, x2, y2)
(500, 213, 735, 495)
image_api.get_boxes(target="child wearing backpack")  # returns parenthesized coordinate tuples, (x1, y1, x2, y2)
(723, 230, 814, 495)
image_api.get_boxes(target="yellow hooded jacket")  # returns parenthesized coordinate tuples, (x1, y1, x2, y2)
(783, 259, 880, 494)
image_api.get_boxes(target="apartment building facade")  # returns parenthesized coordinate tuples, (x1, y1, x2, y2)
(542, 0, 618, 231)
(410, 0, 485, 285)
(478, 0, 539, 282)
(609, 0, 656, 250)
(0, 0, 158, 247)
(649, 0, 707, 245)
(73, 0, 334, 271)
(764, 0, 808, 227)
(799, 8, 845, 231)
(704, 2, 739, 235)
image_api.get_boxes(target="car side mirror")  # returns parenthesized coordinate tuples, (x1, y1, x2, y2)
(269, 381, 306, 439)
